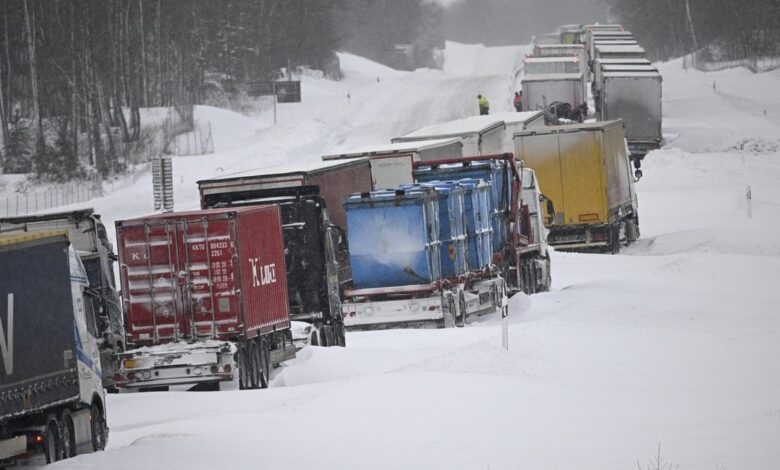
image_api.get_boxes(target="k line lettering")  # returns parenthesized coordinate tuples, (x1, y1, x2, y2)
(1, 293, 13, 376)
(248, 259, 276, 287)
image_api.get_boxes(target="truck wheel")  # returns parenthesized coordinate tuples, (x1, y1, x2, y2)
(456, 290, 467, 327)
(90, 403, 108, 452)
(60, 409, 76, 459)
(335, 322, 346, 347)
(238, 345, 249, 390)
(249, 341, 261, 389)
(259, 339, 271, 389)
(45, 416, 61, 463)
(610, 224, 621, 254)
(310, 329, 319, 346)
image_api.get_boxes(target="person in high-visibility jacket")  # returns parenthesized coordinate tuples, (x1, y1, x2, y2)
(478, 94, 490, 115)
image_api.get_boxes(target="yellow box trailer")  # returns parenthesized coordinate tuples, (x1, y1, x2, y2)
(513, 120, 639, 252)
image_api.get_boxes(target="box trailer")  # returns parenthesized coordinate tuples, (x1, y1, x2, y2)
(521, 73, 586, 114)
(532, 44, 588, 77)
(392, 117, 506, 156)
(601, 71, 663, 170)
(114, 206, 294, 391)
(1, 231, 107, 465)
(513, 120, 639, 252)
(197, 158, 372, 231)
(523, 56, 583, 76)
(593, 59, 653, 97)
(486, 111, 546, 151)
(594, 44, 646, 62)
(0, 209, 125, 389)
(321, 138, 463, 189)
(594, 64, 658, 114)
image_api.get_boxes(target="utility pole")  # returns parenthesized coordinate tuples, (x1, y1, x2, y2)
(684, 0, 699, 50)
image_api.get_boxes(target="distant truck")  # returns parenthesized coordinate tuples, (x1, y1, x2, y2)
(592, 58, 653, 105)
(600, 70, 663, 175)
(392, 116, 506, 156)
(197, 160, 370, 347)
(514, 120, 639, 253)
(1, 231, 108, 465)
(593, 44, 646, 63)
(114, 206, 296, 391)
(0, 209, 125, 389)
(322, 138, 464, 189)
(532, 43, 588, 77)
(521, 72, 587, 119)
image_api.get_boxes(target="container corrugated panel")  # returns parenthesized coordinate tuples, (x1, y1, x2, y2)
(457, 179, 493, 271)
(116, 206, 289, 346)
(344, 188, 441, 289)
(414, 160, 509, 253)
(407, 182, 468, 279)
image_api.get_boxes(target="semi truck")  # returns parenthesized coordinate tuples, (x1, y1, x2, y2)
(114, 206, 295, 391)
(600, 70, 663, 174)
(392, 117, 506, 156)
(1, 231, 108, 465)
(0, 209, 125, 389)
(514, 120, 639, 253)
(197, 160, 369, 347)
(321, 138, 464, 189)
(521, 72, 587, 119)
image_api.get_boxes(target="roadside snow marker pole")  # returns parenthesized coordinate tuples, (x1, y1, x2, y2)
(747, 185, 752, 218)
(501, 305, 509, 350)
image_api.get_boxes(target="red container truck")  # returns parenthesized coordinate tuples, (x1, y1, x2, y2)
(114, 206, 294, 391)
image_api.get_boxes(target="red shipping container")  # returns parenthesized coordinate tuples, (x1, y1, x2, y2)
(116, 206, 290, 346)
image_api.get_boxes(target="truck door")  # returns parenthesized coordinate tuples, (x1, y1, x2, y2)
(324, 225, 346, 318)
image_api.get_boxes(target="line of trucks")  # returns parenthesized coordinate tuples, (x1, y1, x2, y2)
(520, 23, 663, 179)
(2, 25, 646, 465)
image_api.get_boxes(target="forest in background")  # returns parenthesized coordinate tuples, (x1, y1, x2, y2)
(603, 0, 780, 60)
(0, 0, 440, 181)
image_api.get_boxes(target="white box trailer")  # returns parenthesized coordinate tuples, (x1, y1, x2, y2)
(523, 56, 583, 75)
(601, 71, 663, 168)
(487, 111, 546, 152)
(322, 138, 464, 189)
(392, 117, 506, 156)
(521, 73, 586, 113)
(533, 44, 589, 80)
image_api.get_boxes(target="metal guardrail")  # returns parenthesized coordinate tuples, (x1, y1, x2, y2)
(682, 46, 780, 73)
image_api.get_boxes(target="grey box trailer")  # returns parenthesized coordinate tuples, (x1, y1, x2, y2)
(322, 138, 464, 189)
(594, 44, 646, 62)
(392, 116, 506, 156)
(523, 56, 583, 76)
(521, 73, 586, 113)
(594, 64, 658, 112)
(601, 70, 663, 172)
(592, 58, 652, 93)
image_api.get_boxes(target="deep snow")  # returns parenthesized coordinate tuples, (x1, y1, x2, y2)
(21, 43, 779, 469)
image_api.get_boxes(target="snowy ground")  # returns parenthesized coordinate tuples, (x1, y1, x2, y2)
(26, 43, 780, 469)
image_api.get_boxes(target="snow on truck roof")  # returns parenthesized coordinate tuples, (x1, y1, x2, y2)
(521, 72, 584, 82)
(595, 44, 646, 54)
(524, 56, 580, 63)
(393, 116, 505, 141)
(486, 111, 544, 126)
(322, 138, 462, 160)
(196, 157, 370, 185)
(603, 71, 662, 79)
(513, 119, 625, 137)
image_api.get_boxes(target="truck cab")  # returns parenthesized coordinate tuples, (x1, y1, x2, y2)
(201, 185, 348, 346)
(0, 209, 125, 388)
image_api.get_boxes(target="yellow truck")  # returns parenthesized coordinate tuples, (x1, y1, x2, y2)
(513, 120, 639, 253)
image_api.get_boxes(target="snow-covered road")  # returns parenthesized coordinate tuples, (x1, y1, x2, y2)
(47, 45, 780, 469)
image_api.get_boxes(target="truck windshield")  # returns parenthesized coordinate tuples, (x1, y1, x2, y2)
(82, 257, 101, 289)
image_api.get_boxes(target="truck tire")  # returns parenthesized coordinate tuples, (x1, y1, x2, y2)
(249, 341, 261, 389)
(626, 217, 640, 243)
(259, 339, 271, 389)
(335, 322, 346, 347)
(456, 290, 467, 327)
(238, 345, 249, 390)
(45, 415, 61, 463)
(90, 403, 108, 452)
(60, 409, 76, 459)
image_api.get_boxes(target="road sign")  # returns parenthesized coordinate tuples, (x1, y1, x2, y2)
(247, 80, 301, 102)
